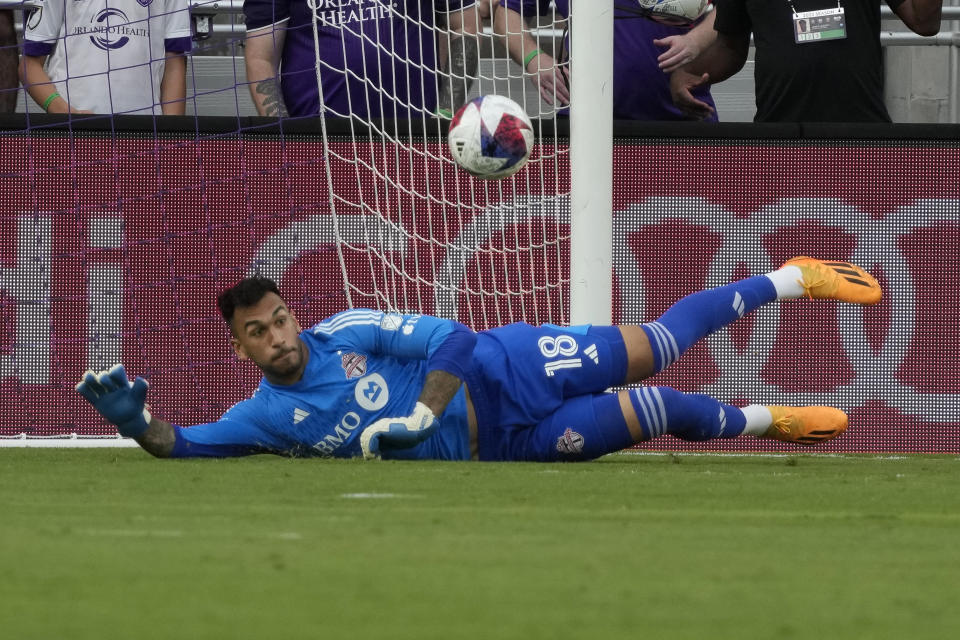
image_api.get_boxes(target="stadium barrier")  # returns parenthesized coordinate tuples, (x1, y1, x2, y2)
(3, 3, 960, 122)
(1, 116, 959, 453)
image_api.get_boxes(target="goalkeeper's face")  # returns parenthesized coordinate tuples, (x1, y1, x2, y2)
(229, 292, 306, 384)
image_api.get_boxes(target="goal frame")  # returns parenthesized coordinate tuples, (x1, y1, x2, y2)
(569, 0, 614, 326)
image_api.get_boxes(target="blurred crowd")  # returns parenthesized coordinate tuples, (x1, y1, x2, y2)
(0, 0, 946, 122)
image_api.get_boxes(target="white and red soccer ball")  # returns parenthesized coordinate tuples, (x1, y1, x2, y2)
(637, 0, 711, 26)
(448, 95, 534, 180)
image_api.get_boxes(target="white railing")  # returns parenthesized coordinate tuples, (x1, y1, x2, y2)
(3, 1, 959, 40)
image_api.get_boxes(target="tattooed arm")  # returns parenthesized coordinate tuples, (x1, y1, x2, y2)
(244, 25, 289, 117)
(436, 3, 480, 117)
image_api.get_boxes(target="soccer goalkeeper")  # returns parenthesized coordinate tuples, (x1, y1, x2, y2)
(76, 257, 881, 461)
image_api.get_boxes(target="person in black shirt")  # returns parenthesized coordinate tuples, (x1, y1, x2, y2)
(671, 0, 943, 122)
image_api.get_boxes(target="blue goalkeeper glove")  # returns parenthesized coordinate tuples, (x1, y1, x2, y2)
(359, 402, 437, 460)
(75, 364, 152, 438)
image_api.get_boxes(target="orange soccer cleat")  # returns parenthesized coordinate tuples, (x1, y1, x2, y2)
(762, 406, 849, 445)
(781, 256, 882, 305)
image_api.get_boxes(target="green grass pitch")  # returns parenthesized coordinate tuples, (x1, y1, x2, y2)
(2, 450, 959, 640)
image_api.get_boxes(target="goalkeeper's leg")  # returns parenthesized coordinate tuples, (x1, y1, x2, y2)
(502, 388, 848, 461)
(619, 387, 847, 445)
(619, 257, 882, 382)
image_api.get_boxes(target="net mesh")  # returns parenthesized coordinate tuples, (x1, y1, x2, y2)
(1, 1, 575, 439)
(297, 2, 571, 324)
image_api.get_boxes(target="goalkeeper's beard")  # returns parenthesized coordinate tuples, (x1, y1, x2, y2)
(258, 341, 307, 383)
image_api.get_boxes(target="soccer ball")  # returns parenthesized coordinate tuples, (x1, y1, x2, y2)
(637, 0, 711, 26)
(448, 95, 534, 180)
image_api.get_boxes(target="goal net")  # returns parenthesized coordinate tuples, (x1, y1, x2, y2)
(1, 0, 576, 441)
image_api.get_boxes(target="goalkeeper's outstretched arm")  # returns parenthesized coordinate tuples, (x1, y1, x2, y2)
(76, 365, 176, 458)
(134, 416, 177, 458)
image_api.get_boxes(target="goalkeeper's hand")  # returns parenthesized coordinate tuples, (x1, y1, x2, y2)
(359, 402, 437, 460)
(75, 364, 152, 438)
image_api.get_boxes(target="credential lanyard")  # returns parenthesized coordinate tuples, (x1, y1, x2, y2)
(787, 0, 847, 44)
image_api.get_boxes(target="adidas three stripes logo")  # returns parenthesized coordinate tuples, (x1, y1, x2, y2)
(732, 291, 745, 318)
(824, 262, 874, 288)
(642, 321, 679, 373)
(633, 387, 668, 438)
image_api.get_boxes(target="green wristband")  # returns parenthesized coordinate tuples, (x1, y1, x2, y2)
(523, 48, 543, 69)
(42, 91, 61, 112)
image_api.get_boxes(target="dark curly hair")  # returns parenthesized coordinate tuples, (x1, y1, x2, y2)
(217, 277, 282, 331)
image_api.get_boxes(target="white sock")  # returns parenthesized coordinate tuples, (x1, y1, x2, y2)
(740, 405, 773, 436)
(765, 266, 805, 300)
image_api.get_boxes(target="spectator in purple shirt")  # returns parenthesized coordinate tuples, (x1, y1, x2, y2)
(494, 0, 718, 121)
(20, 0, 191, 115)
(244, 0, 481, 118)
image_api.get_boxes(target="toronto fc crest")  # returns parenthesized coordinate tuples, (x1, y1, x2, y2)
(341, 352, 367, 379)
(556, 428, 585, 455)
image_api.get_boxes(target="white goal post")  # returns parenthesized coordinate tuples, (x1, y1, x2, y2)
(569, 0, 614, 325)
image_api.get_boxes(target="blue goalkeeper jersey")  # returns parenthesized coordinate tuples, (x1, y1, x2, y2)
(171, 310, 475, 460)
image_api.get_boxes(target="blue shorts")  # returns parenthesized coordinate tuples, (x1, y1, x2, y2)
(467, 323, 633, 462)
